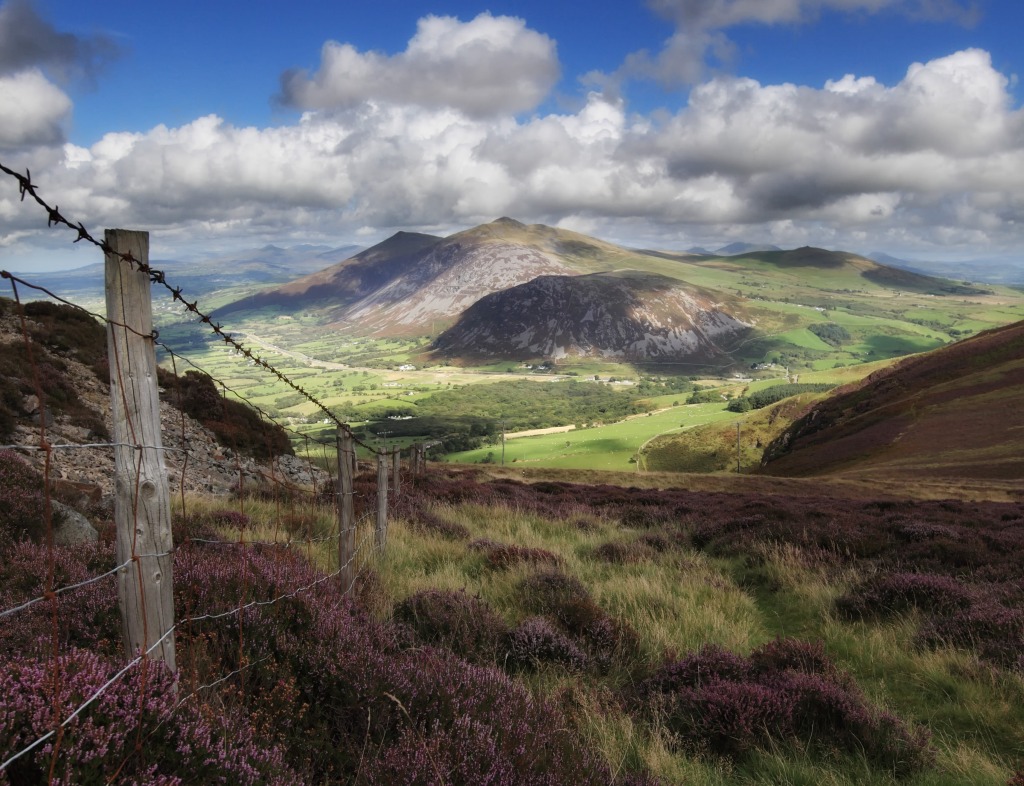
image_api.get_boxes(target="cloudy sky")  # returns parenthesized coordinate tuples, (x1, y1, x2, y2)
(0, 0, 1021, 271)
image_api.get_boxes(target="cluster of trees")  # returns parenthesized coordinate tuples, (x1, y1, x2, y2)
(808, 323, 852, 347)
(726, 382, 836, 413)
(362, 379, 652, 454)
(416, 380, 648, 430)
(635, 376, 694, 396)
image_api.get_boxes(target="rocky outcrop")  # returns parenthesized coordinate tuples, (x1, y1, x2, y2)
(51, 500, 99, 546)
(1, 308, 328, 507)
(433, 272, 751, 362)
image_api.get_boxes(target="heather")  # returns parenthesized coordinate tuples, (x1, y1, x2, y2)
(1, 504, 650, 784)
(0, 450, 49, 545)
(632, 641, 933, 774)
(4, 469, 1024, 784)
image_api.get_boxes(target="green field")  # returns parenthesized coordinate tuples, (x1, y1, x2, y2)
(446, 403, 736, 470)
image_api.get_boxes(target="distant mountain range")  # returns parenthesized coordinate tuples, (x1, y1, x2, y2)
(13, 243, 363, 304)
(216, 218, 994, 364)
(19, 217, 1018, 368)
(864, 251, 1024, 286)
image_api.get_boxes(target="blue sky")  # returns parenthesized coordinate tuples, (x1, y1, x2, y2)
(1, 0, 1022, 271)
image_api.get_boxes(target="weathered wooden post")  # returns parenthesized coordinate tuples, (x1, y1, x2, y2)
(391, 446, 401, 497)
(105, 229, 176, 673)
(409, 443, 424, 476)
(376, 450, 388, 551)
(337, 430, 356, 598)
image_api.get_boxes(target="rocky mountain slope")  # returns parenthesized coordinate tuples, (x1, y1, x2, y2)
(432, 271, 751, 362)
(217, 218, 591, 335)
(761, 320, 1024, 480)
(0, 300, 325, 514)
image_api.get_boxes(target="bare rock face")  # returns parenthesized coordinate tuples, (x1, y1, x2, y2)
(2, 309, 329, 509)
(433, 272, 752, 362)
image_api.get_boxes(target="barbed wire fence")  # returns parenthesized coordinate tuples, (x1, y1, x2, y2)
(0, 159, 427, 780)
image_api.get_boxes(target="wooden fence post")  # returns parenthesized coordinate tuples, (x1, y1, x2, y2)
(391, 446, 401, 497)
(105, 229, 176, 673)
(376, 450, 388, 551)
(337, 431, 356, 598)
(409, 443, 424, 476)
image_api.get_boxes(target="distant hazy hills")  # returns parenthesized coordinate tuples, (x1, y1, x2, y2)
(687, 242, 783, 256)
(16, 243, 364, 305)
(865, 251, 1024, 286)
(761, 320, 1024, 480)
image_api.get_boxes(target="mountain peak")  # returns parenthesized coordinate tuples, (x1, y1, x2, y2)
(491, 216, 526, 227)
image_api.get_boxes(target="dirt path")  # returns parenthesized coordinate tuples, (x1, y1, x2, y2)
(504, 425, 576, 440)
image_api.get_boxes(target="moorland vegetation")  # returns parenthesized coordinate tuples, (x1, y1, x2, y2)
(3, 462, 1024, 784)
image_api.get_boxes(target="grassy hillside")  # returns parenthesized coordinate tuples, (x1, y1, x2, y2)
(641, 393, 825, 473)
(762, 320, 1024, 480)
(446, 403, 736, 470)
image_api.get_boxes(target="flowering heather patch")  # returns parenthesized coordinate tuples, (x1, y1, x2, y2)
(402, 470, 1024, 581)
(0, 450, 48, 545)
(508, 616, 589, 672)
(206, 508, 251, 531)
(393, 588, 510, 665)
(634, 640, 933, 774)
(747, 637, 843, 682)
(351, 649, 624, 785)
(0, 540, 120, 657)
(0, 647, 295, 785)
(835, 572, 978, 620)
(835, 571, 1024, 670)
(619, 505, 676, 529)
(469, 538, 561, 569)
(518, 570, 641, 672)
(520, 569, 592, 615)
(918, 602, 1024, 670)
(570, 516, 602, 532)
(593, 540, 650, 564)
(171, 542, 627, 783)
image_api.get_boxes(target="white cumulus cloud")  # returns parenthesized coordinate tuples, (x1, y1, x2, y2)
(0, 68, 70, 146)
(1, 7, 1022, 268)
(278, 12, 560, 118)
